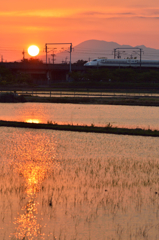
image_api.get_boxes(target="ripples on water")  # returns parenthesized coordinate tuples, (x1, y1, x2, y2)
(0, 127, 159, 239)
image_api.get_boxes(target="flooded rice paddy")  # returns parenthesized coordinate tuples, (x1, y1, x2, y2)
(0, 127, 159, 239)
(0, 103, 159, 130)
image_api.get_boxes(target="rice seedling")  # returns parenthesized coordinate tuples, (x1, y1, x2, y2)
(0, 128, 159, 239)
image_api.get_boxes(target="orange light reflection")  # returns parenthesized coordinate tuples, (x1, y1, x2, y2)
(13, 200, 42, 240)
(26, 119, 40, 124)
(11, 132, 57, 239)
(21, 161, 48, 195)
(13, 160, 48, 239)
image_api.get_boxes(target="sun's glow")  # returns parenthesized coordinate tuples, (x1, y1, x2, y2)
(26, 119, 40, 123)
(28, 45, 39, 57)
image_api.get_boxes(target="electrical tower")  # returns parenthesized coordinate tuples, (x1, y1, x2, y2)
(113, 48, 144, 68)
(45, 43, 73, 72)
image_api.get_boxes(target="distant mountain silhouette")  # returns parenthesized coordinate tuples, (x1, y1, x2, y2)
(40, 39, 159, 63)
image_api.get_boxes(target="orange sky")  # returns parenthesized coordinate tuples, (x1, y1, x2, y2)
(0, 0, 159, 61)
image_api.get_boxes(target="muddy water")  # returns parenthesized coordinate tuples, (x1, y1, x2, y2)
(0, 127, 159, 239)
(0, 102, 159, 129)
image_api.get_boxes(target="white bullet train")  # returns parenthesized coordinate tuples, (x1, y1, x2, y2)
(84, 58, 159, 68)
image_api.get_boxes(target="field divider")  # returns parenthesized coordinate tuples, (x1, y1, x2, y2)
(0, 120, 159, 137)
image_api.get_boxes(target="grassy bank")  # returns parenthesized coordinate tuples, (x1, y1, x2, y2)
(0, 120, 159, 137)
(23, 95, 159, 106)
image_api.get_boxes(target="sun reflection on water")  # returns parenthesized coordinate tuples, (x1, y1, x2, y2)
(2, 128, 159, 240)
(9, 130, 57, 239)
(26, 119, 40, 123)
(13, 199, 43, 240)
(19, 161, 48, 195)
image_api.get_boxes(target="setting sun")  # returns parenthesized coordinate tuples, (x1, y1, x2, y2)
(28, 45, 39, 57)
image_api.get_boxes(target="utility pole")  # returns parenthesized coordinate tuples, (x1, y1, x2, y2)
(51, 53, 56, 64)
(140, 48, 142, 69)
(65, 57, 68, 63)
(45, 44, 47, 64)
(69, 43, 72, 72)
(114, 49, 116, 59)
(117, 51, 121, 59)
(22, 50, 25, 60)
(51, 48, 56, 64)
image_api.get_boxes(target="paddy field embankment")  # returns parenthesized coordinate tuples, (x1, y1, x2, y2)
(0, 89, 159, 136)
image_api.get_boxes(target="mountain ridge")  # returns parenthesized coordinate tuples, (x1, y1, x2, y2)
(40, 40, 159, 63)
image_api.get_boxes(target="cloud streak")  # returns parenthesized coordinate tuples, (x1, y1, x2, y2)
(0, 8, 159, 19)
(0, 9, 74, 18)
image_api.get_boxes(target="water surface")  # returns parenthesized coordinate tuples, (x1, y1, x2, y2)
(0, 127, 159, 239)
(0, 102, 158, 129)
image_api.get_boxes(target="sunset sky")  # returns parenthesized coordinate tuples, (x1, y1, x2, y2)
(0, 0, 159, 61)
